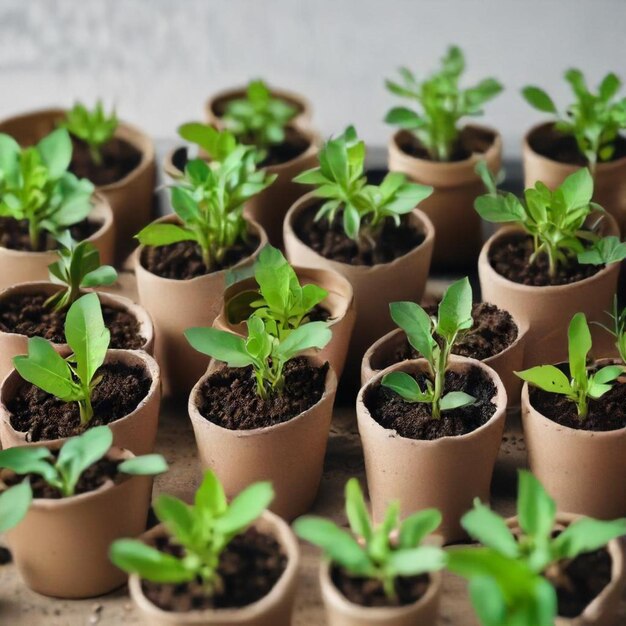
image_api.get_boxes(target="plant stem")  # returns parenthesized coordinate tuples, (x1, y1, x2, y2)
(78, 395, 93, 425)
(89, 143, 103, 166)
(28, 221, 41, 252)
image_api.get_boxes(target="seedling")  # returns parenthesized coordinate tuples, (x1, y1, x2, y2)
(522, 69, 626, 174)
(0, 129, 94, 251)
(45, 231, 117, 312)
(516, 312, 623, 419)
(136, 147, 275, 269)
(59, 101, 118, 166)
(385, 46, 503, 162)
(177, 123, 238, 163)
(13, 292, 110, 425)
(110, 470, 273, 595)
(185, 316, 331, 399)
(381, 277, 475, 419)
(0, 425, 167, 532)
(595, 295, 626, 364)
(294, 126, 432, 243)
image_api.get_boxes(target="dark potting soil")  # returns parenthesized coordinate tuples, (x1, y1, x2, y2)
(365, 366, 497, 440)
(197, 357, 328, 430)
(141, 527, 287, 612)
(8, 362, 151, 442)
(140, 236, 260, 280)
(331, 566, 430, 608)
(0, 547, 11, 565)
(397, 126, 496, 162)
(294, 203, 425, 266)
(488, 232, 602, 286)
(0, 217, 101, 252)
(69, 136, 142, 186)
(0, 292, 145, 349)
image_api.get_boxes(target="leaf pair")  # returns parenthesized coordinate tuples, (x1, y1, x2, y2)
(177, 123, 238, 163)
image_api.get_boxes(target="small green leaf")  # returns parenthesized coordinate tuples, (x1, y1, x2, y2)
(388, 545, 446, 576)
(440, 391, 475, 411)
(515, 365, 572, 396)
(399, 508, 442, 548)
(118, 454, 169, 476)
(275, 321, 331, 361)
(345, 478, 372, 542)
(437, 277, 473, 340)
(0, 481, 32, 532)
(517, 471, 556, 540)
(389, 301, 435, 364)
(214, 481, 274, 536)
(381, 371, 429, 403)
(461, 499, 519, 558)
(37, 128, 72, 180)
(136, 223, 197, 247)
(521, 86, 558, 113)
(184, 327, 252, 367)
(552, 517, 626, 560)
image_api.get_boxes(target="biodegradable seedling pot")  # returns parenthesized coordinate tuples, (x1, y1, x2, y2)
(128, 511, 300, 626)
(387, 125, 501, 270)
(0, 107, 156, 262)
(356, 356, 507, 543)
(135, 215, 267, 397)
(213, 265, 355, 379)
(0, 349, 161, 455)
(4, 445, 154, 598)
(188, 356, 337, 521)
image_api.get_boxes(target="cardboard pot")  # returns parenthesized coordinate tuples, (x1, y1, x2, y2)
(356, 356, 507, 543)
(188, 356, 337, 521)
(128, 511, 300, 626)
(387, 125, 501, 270)
(134, 215, 267, 397)
(4, 445, 154, 598)
(0, 349, 161, 455)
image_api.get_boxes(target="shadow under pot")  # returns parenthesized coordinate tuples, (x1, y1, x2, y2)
(478, 217, 620, 368)
(0, 194, 115, 291)
(356, 356, 507, 544)
(3, 444, 155, 598)
(0, 107, 156, 263)
(523, 122, 626, 236)
(188, 355, 337, 521)
(521, 360, 626, 520)
(283, 193, 434, 385)
(0, 281, 155, 382)
(213, 265, 355, 380)
(128, 511, 300, 626)
(134, 215, 267, 397)
(387, 124, 502, 271)
(0, 349, 161, 455)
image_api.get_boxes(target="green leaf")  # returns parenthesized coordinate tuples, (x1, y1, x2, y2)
(388, 545, 446, 576)
(517, 471, 556, 540)
(599, 73, 621, 101)
(437, 277, 473, 340)
(399, 508, 442, 548)
(275, 321, 331, 361)
(136, 223, 197, 247)
(515, 365, 572, 396)
(118, 454, 169, 476)
(0, 482, 33, 532)
(461, 500, 519, 558)
(381, 371, 429, 403)
(214, 481, 274, 536)
(560, 168, 593, 210)
(154, 494, 195, 543)
(384, 107, 424, 129)
(389, 301, 435, 364)
(184, 327, 252, 367)
(568, 312, 591, 389)
(552, 517, 626, 560)
(475, 193, 526, 223)
(37, 128, 72, 179)
(345, 478, 372, 542)
(521, 87, 558, 113)
(81, 265, 117, 288)
(194, 469, 228, 516)
(440, 391, 475, 411)
(578, 236, 626, 266)
(0, 447, 56, 483)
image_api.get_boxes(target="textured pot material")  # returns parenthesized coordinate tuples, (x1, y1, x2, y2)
(4, 445, 154, 598)
(188, 356, 337, 521)
(128, 511, 300, 625)
(0, 349, 161, 455)
(134, 215, 267, 397)
(387, 125, 502, 270)
(283, 194, 434, 379)
(213, 266, 355, 379)
(356, 356, 507, 543)
(478, 220, 620, 368)
(319, 560, 441, 626)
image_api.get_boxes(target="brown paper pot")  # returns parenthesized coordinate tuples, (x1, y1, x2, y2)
(283, 194, 434, 379)
(4, 445, 154, 598)
(478, 221, 620, 368)
(319, 560, 441, 626)
(356, 356, 507, 543)
(0, 349, 161, 455)
(387, 125, 501, 270)
(213, 266, 355, 379)
(128, 511, 300, 626)
(0, 107, 156, 262)
(523, 122, 626, 235)
(0, 194, 114, 291)
(188, 356, 337, 521)
(134, 215, 267, 397)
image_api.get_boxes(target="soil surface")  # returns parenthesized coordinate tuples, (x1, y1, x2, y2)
(294, 203, 425, 266)
(8, 362, 151, 442)
(489, 232, 602, 286)
(331, 567, 430, 608)
(0, 217, 101, 252)
(142, 527, 287, 612)
(0, 292, 145, 349)
(365, 366, 497, 440)
(69, 136, 142, 186)
(397, 126, 496, 162)
(197, 357, 328, 430)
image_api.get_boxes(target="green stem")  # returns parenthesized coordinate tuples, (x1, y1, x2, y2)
(28, 220, 41, 252)
(89, 143, 103, 166)
(381, 573, 398, 602)
(78, 394, 93, 426)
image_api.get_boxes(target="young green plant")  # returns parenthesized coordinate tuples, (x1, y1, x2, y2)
(381, 277, 475, 419)
(385, 46, 503, 162)
(516, 312, 623, 419)
(13, 292, 110, 425)
(110, 470, 273, 596)
(595, 295, 626, 364)
(177, 123, 238, 163)
(0, 425, 167, 533)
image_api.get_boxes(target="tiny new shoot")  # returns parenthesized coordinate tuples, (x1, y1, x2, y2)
(110, 470, 273, 596)
(177, 123, 238, 163)
(0, 425, 168, 533)
(381, 277, 475, 419)
(595, 295, 626, 365)
(294, 478, 446, 602)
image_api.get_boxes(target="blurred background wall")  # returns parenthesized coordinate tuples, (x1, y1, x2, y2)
(0, 0, 624, 158)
